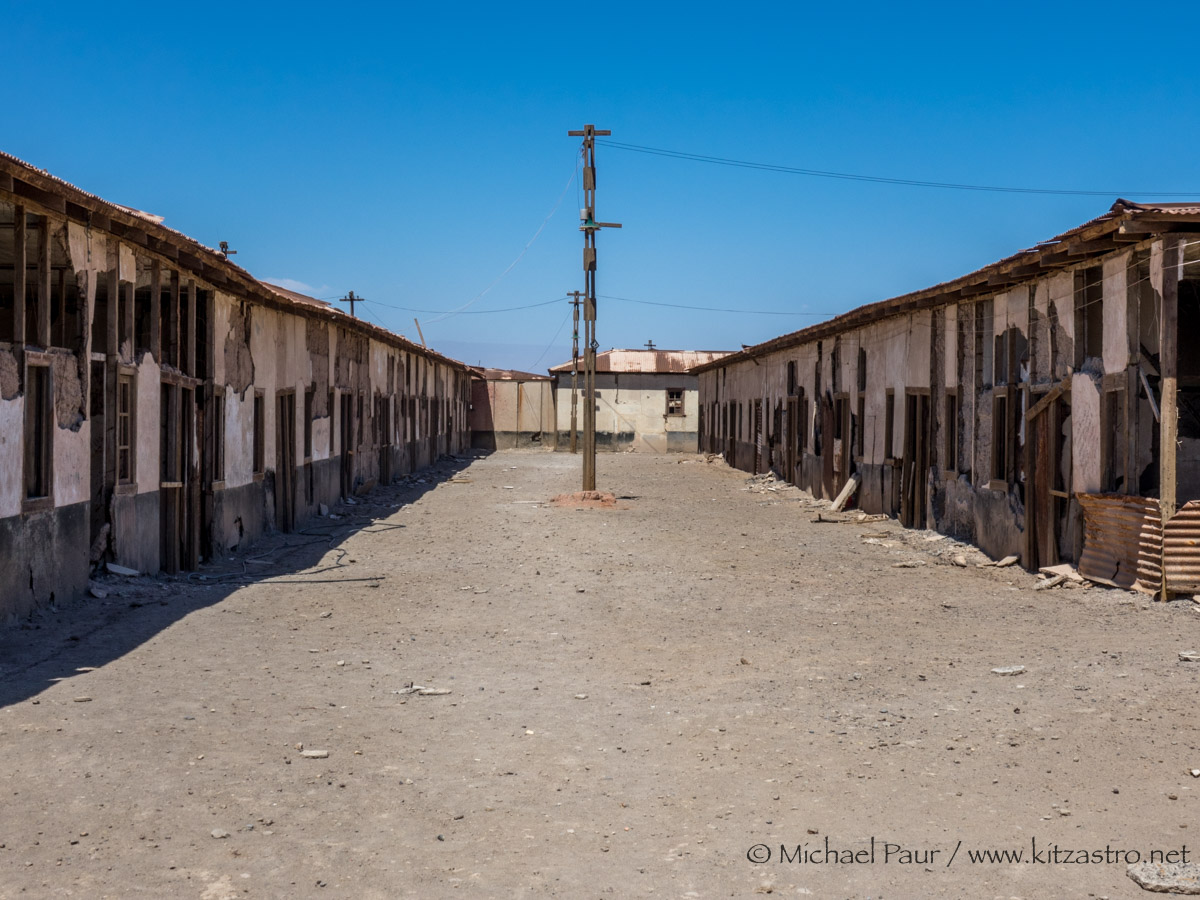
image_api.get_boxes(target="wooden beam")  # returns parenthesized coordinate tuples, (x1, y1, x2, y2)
(150, 259, 162, 362)
(185, 278, 196, 377)
(1159, 236, 1181, 597)
(106, 240, 118, 361)
(1026, 378, 1069, 422)
(13, 205, 25, 346)
(37, 217, 51, 348)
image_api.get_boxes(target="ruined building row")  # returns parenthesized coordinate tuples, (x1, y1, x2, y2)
(0, 153, 472, 620)
(696, 201, 1200, 595)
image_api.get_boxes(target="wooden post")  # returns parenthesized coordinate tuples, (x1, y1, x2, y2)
(169, 269, 180, 369)
(37, 216, 51, 348)
(150, 259, 161, 362)
(1158, 236, 1181, 599)
(185, 278, 196, 377)
(13, 205, 25, 348)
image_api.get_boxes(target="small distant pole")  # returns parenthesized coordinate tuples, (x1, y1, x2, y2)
(645, 340, 656, 350)
(413, 318, 427, 348)
(218, 241, 237, 259)
(338, 290, 360, 318)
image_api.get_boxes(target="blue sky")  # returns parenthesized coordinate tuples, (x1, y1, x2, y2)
(9, 2, 1200, 371)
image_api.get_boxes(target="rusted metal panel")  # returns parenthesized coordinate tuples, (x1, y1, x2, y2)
(1077, 493, 1162, 591)
(549, 349, 731, 375)
(1164, 500, 1200, 593)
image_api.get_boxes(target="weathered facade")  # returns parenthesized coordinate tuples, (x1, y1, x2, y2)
(549, 349, 730, 453)
(469, 367, 556, 450)
(0, 153, 472, 620)
(696, 201, 1200, 594)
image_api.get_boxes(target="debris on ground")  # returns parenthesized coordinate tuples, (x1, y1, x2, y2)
(1127, 860, 1200, 894)
(991, 666, 1026, 676)
(393, 684, 453, 696)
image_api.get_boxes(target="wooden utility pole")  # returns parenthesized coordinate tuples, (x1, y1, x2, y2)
(568, 291, 583, 453)
(568, 124, 621, 490)
(339, 291, 360, 318)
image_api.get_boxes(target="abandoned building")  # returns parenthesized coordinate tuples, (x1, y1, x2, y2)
(0, 152, 473, 621)
(468, 367, 556, 450)
(549, 348, 730, 452)
(695, 200, 1200, 595)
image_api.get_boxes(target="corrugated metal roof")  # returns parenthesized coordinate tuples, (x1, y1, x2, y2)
(261, 282, 332, 308)
(692, 199, 1200, 374)
(548, 349, 732, 375)
(471, 367, 552, 382)
(0, 151, 472, 373)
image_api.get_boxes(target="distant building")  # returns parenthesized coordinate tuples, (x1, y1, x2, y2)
(548, 349, 732, 452)
(469, 368, 555, 450)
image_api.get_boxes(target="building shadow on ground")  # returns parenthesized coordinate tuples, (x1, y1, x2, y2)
(0, 452, 487, 709)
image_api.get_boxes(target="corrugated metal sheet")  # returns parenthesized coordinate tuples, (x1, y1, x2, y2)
(1164, 500, 1200, 593)
(471, 367, 552, 382)
(1077, 494, 1162, 591)
(548, 349, 731, 375)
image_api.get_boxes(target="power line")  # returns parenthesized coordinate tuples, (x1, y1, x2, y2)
(425, 156, 581, 326)
(596, 139, 1200, 198)
(362, 296, 565, 315)
(599, 293, 840, 316)
(528, 306, 574, 371)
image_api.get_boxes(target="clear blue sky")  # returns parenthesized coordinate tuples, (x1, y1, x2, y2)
(10, 2, 1200, 372)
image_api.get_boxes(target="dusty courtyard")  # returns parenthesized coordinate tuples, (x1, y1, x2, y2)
(2, 451, 1199, 899)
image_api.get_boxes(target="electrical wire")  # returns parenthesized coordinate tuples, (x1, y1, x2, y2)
(425, 156, 581, 326)
(596, 139, 1200, 198)
(362, 296, 566, 315)
(598, 293, 840, 316)
(528, 307, 574, 371)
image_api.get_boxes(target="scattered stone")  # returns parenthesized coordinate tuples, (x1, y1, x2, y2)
(393, 684, 452, 696)
(73, 696, 93, 702)
(1039, 563, 1084, 583)
(211, 829, 230, 839)
(319, 611, 332, 619)
(991, 666, 1026, 676)
(891, 561, 924, 568)
(979, 555, 1019, 568)
(952, 555, 968, 567)
(1180, 652, 1200, 663)
(88, 583, 108, 599)
(1189, 769, 1200, 778)
(319, 503, 329, 517)
(574, 694, 588, 700)
(1128, 860, 1200, 894)
(300, 750, 329, 759)
(106, 562, 139, 577)
(1035, 574, 1067, 591)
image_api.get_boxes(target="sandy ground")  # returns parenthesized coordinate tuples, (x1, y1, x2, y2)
(2, 450, 1200, 899)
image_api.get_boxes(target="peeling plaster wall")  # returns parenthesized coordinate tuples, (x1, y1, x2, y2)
(1072, 372, 1102, 494)
(136, 357, 161, 495)
(1102, 253, 1129, 375)
(1048, 271, 1075, 380)
(0, 397, 22, 518)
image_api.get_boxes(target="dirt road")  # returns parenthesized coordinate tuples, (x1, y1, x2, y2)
(2, 451, 1198, 898)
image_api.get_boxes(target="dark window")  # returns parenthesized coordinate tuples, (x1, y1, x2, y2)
(329, 389, 336, 454)
(884, 391, 895, 461)
(666, 389, 684, 416)
(787, 361, 797, 396)
(357, 392, 365, 448)
(117, 373, 134, 484)
(855, 395, 865, 457)
(304, 387, 314, 460)
(253, 392, 265, 475)
(992, 392, 1010, 483)
(945, 392, 958, 473)
(212, 388, 225, 482)
(1075, 266, 1104, 365)
(24, 363, 52, 499)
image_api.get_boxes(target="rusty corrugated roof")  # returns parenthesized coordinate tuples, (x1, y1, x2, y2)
(471, 367, 552, 382)
(548, 349, 732, 375)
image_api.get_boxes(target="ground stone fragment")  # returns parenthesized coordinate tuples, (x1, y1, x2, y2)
(1128, 861, 1200, 894)
(991, 666, 1025, 676)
